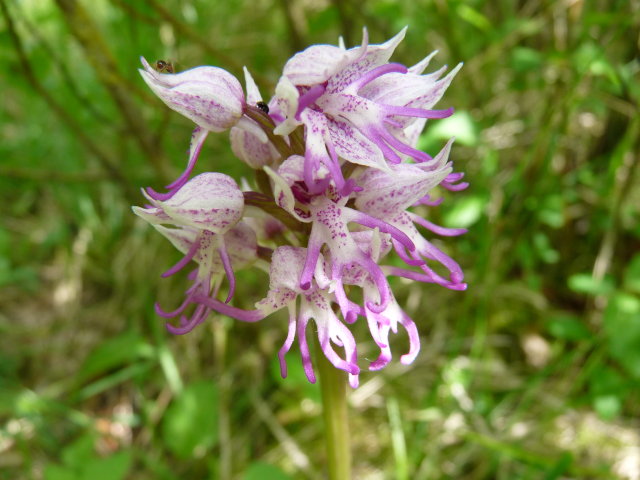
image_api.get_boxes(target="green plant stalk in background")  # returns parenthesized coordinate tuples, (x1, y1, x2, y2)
(316, 337, 351, 480)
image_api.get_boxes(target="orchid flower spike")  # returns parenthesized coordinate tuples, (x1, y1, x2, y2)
(134, 27, 468, 387)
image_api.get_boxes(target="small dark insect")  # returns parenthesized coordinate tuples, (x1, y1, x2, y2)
(154, 60, 174, 73)
(257, 101, 269, 114)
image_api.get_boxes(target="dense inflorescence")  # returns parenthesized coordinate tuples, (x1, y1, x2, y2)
(133, 27, 467, 387)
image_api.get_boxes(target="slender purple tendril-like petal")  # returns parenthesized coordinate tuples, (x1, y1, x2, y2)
(166, 128, 208, 189)
(278, 306, 297, 378)
(145, 186, 177, 201)
(161, 233, 201, 278)
(392, 239, 426, 266)
(413, 195, 444, 207)
(155, 297, 191, 318)
(383, 105, 454, 120)
(348, 209, 416, 252)
(410, 213, 467, 236)
(192, 294, 265, 322)
(399, 312, 420, 365)
(442, 181, 469, 192)
(300, 236, 322, 290)
(297, 313, 316, 383)
(346, 63, 407, 92)
(295, 83, 326, 119)
(218, 243, 235, 303)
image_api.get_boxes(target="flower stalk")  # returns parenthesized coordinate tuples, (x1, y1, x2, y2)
(316, 336, 351, 480)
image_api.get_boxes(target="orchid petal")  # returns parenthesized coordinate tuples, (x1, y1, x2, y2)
(242, 66, 262, 104)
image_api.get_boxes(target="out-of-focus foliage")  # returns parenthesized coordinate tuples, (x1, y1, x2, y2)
(1, 0, 638, 479)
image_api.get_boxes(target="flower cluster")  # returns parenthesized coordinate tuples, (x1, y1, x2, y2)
(133, 28, 467, 388)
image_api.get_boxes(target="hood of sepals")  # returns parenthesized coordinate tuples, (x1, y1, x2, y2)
(272, 27, 406, 142)
(282, 28, 370, 87)
(139, 57, 244, 133)
(354, 138, 455, 216)
(282, 26, 407, 90)
(345, 140, 466, 290)
(360, 61, 459, 110)
(316, 75, 454, 166)
(137, 173, 244, 234)
(357, 62, 459, 163)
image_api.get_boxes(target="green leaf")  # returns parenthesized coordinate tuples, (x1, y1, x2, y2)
(77, 362, 154, 401)
(538, 194, 564, 228)
(243, 462, 293, 480)
(44, 464, 77, 480)
(61, 435, 95, 468)
(443, 195, 485, 229)
(78, 451, 133, 480)
(544, 452, 573, 480)
(455, 4, 492, 32)
(162, 380, 219, 459)
(545, 313, 590, 341)
(623, 254, 640, 294)
(418, 111, 479, 147)
(593, 395, 621, 420)
(533, 232, 559, 264)
(589, 366, 626, 397)
(270, 355, 321, 402)
(510, 47, 543, 73)
(572, 42, 621, 90)
(603, 293, 640, 378)
(76, 331, 153, 384)
(567, 274, 614, 296)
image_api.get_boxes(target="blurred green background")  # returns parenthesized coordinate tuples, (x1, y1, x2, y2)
(1, 0, 639, 479)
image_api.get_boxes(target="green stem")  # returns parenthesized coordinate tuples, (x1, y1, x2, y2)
(243, 105, 294, 158)
(242, 191, 308, 233)
(315, 339, 351, 480)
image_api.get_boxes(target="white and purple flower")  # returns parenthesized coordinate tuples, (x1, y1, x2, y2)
(270, 28, 462, 193)
(133, 173, 254, 333)
(134, 28, 467, 387)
